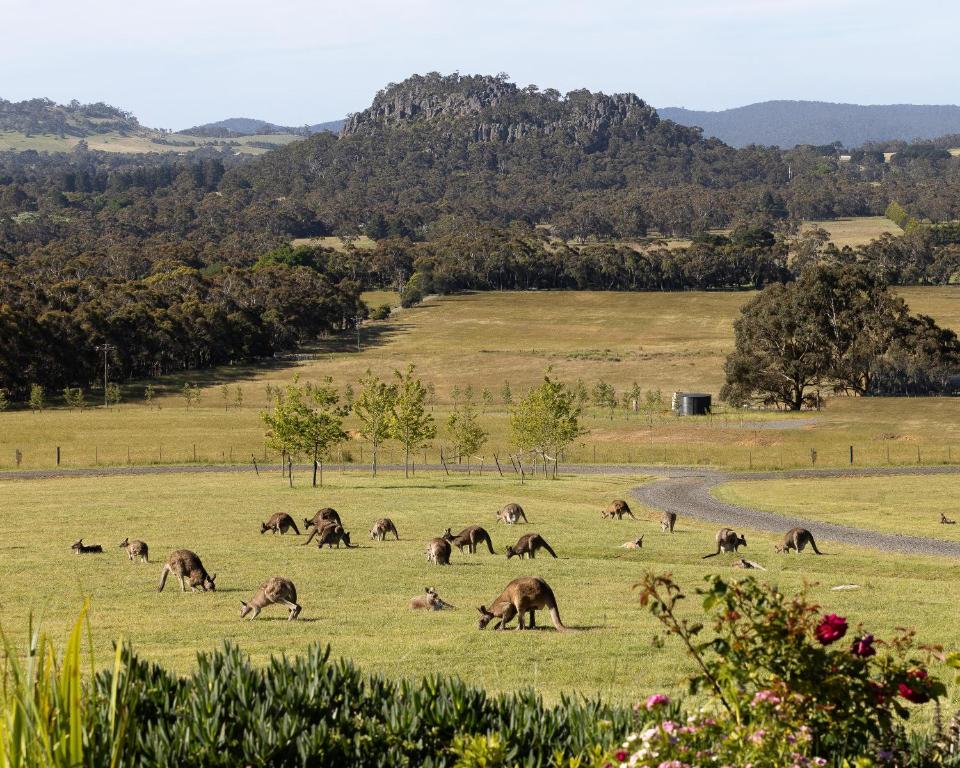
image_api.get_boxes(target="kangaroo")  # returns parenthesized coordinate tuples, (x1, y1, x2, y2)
(158, 549, 216, 592)
(602, 499, 636, 520)
(775, 527, 822, 554)
(118, 538, 149, 562)
(940, 513, 957, 525)
(239, 576, 301, 620)
(304, 507, 342, 531)
(702, 528, 747, 558)
(442, 526, 495, 554)
(409, 586, 455, 610)
(260, 512, 301, 535)
(660, 511, 677, 533)
(620, 535, 644, 549)
(425, 538, 452, 565)
(733, 557, 767, 570)
(505, 533, 557, 559)
(477, 576, 572, 632)
(313, 524, 357, 549)
(302, 519, 338, 546)
(71, 539, 103, 554)
(369, 518, 400, 541)
(496, 503, 528, 524)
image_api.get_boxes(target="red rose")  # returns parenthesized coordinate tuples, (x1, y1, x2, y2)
(814, 614, 848, 645)
(615, 750, 628, 761)
(898, 669, 931, 704)
(850, 634, 876, 658)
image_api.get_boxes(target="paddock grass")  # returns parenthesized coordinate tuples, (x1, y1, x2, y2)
(0, 470, 958, 707)
(804, 216, 902, 247)
(0, 130, 301, 155)
(290, 235, 377, 251)
(713, 474, 960, 541)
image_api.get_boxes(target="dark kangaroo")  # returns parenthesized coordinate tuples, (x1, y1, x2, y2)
(302, 519, 340, 546)
(118, 537, 149, 562)
(496, 503, 528, 524)
(71, 539, 103, 554)
(702, 528, 747, 558)
(940, 512, 957, 525)
(313, 524, 357, 549)
(505, 533, 557, 560)
(775, 527, 822, 554)
(409, 586, 455, 610)
(425, 538, 452, 565)
(477, 576, 572, 632)
(602, 499, 636, 520)
(158, 549, 216, 592)
(660, 511, 677, 533)
(369, 518, 400, 541)
(239, 576, 301, 620)
(261, 512, 301, 535)
(304, 507, 342, 531)
(442, 526, 495, 554)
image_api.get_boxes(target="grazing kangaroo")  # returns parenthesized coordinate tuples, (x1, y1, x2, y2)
(304, 507, 342, 531)
(158, 549, 216, 592)
(313, 524, 356, 549)
(260, 512, 301, 535)
(425, 537, 452, 565)
(477, 576, 572, 632)
(369, 518, 400, 541)
(302, 519, 339, 546)
(775, 527, 822, 554)
(940, 513, 957, 525)
(702, 528, 747, 558)
(660, 511, 677, 533)
(409, 587, 455, 610)
(442, 526, 495, 554)
(621, 535, 644, 549)
(505, 533, 557, 559)
(239, 576, 301, 620)
(602, 499, 636, 520)
(71, 539, 103, 554)
(118, 538, 149, 562)
(496, 503, 528, 524)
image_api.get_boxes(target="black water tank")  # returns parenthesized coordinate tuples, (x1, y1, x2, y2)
(679, 393, 711, 416)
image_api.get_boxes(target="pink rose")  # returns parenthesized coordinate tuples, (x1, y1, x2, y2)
(646, 693, 670, 710)
(814, 614, 847, 645)
(850, 634, 876, 657)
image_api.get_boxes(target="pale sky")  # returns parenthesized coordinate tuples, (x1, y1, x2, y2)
(3, 0, 957, 130)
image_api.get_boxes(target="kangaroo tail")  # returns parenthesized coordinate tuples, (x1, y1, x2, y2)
(810, 536, 823, 555)
(701, 550, 720, 559)
(290, 521, 301, 535)
(543, 541, 558, 558)
(484, 534, 495, 554)
(520, 511, 529, 522)
(157, 565, 170, 592)
(548, 604, 573, 632)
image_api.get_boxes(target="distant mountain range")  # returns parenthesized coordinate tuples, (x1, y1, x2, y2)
(180, 117, 344, 137)
(658, 101, 960, 148)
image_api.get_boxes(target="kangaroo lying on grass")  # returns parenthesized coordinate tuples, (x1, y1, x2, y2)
(477, 576, 572, 632)
(661, 511, 677, 533)
(941, 513, 957, 525)
(505, 533, 557, 559)
(239, 576, 301, 620)
(442, 526, 495, 554)
(496, 503, 528, 524)
(775, 527, 822, 554)
(702, 528, 747, 558)
(425, 538, 452, 565)
(369, 518, 400, 541)
(620, 535, 644, 549)
(601, 499, 636, 520)
(158, 549, 216, 592)
(119, 538, 148, 562)
(304, 507, 342, 531)
(71, 539, 103, 554)
(261, 512, 300, 535)
(409, 587, 455, 610)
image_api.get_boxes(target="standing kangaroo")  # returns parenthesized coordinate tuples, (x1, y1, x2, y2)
(304, 508, 342, 531)
(313, 524, 357, 549)
(261, 512, 300, 535)
(496, 503, 528, 524)
(702, 528, 747, 558)
(442, 526, 495, 554)
(425, 538, 452, 565)
(158, 549, 216, 592)
(940, 513, 957, 525)
(602, 500, 636, 520)
(118, 538, 149, 562)
(239, 576, 301, 620)
(505, 533, 557, 559)
(409, 587, 455, 610)
(71, 539, 103, 554)
(621, 535, 644, 549)
(477, 576, 572, 632)
(660, 511, 677, 533)
(369, 518, 400, 541)
(775, 527, 822, 554)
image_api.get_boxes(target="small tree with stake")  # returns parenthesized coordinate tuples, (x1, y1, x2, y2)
(447, 387, 488, 474)
(511, 373, 586, 478)
(352, 370, 396, 477)
(388, 364, 435, 478)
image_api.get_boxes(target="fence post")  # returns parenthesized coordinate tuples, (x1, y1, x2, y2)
(15, 449, 22, 467)
(252, 455, 260, 477)
(917, 445, 921, 464)
(56, 446, 60, 466)
(849, 446, 854, 465)
(193, 444, 197, 462)
(95, 446, 98, 465)
(127, 446, 131, 464)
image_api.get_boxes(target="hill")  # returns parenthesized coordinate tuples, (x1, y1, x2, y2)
(658, 101, 960, 148)
(0, 97, 140, 137)
(180, 117, 344, 138)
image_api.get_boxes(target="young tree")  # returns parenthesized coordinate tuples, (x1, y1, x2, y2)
(500, 381, 513, 405)
(511, 374, 587, 478)
(63, 387, 85, 411)
(0, 389, 8, 412)
(182, 383, 200, 408)
(29, 384, 44, 413)
(623, 382, 644, 413)
(447, 387, 488, 474)
(105, 383, 121, 408)
(221, 384, 230, 411)
(144, 384, 156, 407)
(388, 364, 435, 478)
(234, 385, 244, 410)
(591, 380, 617, 420)
(352, 370, 396, 477)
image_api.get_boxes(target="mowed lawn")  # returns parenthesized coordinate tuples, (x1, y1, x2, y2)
(0, 470, 959, 707)
(713, 474, 960, 541)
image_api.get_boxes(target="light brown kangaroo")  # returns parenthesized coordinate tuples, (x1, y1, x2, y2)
(702, 528, 747, 558)
(425, 538, 452, 565)
(304, 507, 342, 531)
(71, 539, 103, 554)
(660, 511, 677, 533)
(158, 549, 216, 592)
(601, 499, 636, 520)
(302, 519, 338, 546)
(239, 576, 301, 620)
(261, 512, 301, 535)
(409, 586, 455, 610)
(505, 533, 557, 560)
(477, 576, 572, 632)
(496, 503, 528, 524)
(775, 527, 822, 554)
(442, 526, 495, 554)
(118, 538, 149, 562)
(940, 512, 957, 525)
(313, 524, 357, 549)
(620, 535, 644, 549)
(369, 518, 400, 541)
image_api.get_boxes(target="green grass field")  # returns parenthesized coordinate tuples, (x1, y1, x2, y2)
(1, 470, 958, 706)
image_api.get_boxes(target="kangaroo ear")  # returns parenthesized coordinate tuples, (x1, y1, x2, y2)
(477, 606, 485, 613)
(239, 600, 247, 607)
(210, 573, 217, 582)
